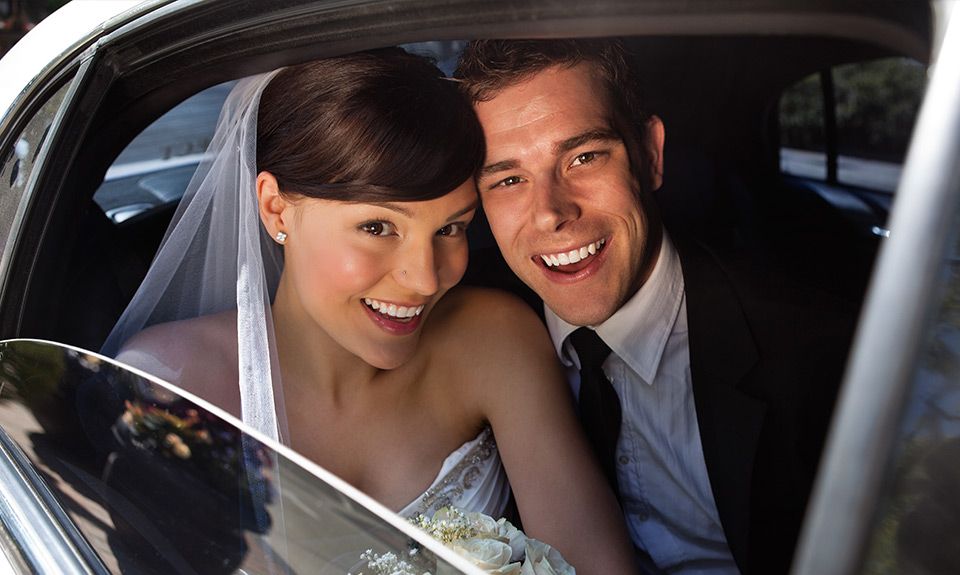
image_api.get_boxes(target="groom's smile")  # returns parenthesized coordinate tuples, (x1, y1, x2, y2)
(538, 238, 607, 269)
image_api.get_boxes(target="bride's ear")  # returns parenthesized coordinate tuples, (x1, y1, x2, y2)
(257, 171, 290, 238)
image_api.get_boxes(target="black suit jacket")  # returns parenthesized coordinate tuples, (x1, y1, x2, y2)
(463, 236, 856, 575)
(673, 236, 855, 574)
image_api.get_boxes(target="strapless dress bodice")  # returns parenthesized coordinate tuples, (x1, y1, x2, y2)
(398, 426, 509, 519)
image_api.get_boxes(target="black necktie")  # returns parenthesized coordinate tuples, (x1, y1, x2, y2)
(570, 327, 622, 494)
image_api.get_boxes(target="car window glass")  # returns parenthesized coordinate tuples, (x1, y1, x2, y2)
(779, 58, 926, 193)
(779, 72, 827, 180)
(0, 79, 72, 261)
(92, 82, 234, 223)
(858, 215, 960, 574)
(0, 340, 470, 574)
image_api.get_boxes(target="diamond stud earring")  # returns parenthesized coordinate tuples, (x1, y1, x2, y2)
(275, 231, 287, 244)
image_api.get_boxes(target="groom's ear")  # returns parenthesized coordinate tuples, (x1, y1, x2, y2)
(257, 171, 290, 237)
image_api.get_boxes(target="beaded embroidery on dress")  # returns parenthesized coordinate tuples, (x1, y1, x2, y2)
(398, 427, 509, 519)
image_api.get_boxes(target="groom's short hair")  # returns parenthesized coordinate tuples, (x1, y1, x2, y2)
(454, 38, 651, 177)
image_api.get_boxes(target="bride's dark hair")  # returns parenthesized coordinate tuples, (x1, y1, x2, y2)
(257, 48, 484, 203)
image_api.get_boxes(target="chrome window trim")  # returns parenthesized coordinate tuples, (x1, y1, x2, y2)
(0, 58, 92, 331)
(792, 5, 960, 575)
(0, 427, 105, 574)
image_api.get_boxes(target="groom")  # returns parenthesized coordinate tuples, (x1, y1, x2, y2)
(456, 40, 855, 575)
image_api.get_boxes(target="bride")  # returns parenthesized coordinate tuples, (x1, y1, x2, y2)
(104, 48, 634, 573)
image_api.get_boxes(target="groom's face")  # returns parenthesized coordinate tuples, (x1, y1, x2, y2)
(475, 63, 664, 327)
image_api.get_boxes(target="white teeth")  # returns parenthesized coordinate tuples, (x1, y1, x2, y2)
(540, 239, 606, 268)
(363, 298, 424, 318)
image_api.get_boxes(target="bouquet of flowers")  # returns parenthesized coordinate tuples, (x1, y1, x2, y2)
(353, 507, 574, 575)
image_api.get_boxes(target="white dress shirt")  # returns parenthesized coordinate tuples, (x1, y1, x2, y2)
(545, 233, 739, 575)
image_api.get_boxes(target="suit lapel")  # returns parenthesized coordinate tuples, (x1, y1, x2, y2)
(676, 239, 765, 573)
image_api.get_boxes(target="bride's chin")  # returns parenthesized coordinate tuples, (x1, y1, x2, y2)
(361, 344, 418, 371)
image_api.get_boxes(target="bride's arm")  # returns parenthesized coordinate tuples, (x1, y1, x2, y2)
(453, 288, 636, 574)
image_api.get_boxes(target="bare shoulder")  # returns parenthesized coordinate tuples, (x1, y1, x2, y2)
(425, 286, 561, 389)
(114, 312, 240, 412)
(428, 286, 549, 350)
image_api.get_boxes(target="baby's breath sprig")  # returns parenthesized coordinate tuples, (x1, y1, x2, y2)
(348, 549, 427, 575)
(409, 507, 478, 544)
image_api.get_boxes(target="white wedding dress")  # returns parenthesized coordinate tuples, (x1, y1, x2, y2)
(399, 427, 510, 519)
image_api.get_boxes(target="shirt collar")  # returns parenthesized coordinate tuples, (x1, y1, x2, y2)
(545, 230, 685, 385)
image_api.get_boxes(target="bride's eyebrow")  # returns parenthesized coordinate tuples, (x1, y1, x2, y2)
(369, 199, 478, 220)
(446, 199, 479, 221)
(369, 202, 413, 217)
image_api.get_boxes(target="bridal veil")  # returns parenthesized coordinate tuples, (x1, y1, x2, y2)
(101, 71, 288, 443)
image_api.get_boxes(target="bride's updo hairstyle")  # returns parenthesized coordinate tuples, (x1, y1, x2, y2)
(257, 48, 484, 203)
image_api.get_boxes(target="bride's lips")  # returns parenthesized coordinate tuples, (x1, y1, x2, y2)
(533, 237, 610, 283)
(361, 298, 425, 335)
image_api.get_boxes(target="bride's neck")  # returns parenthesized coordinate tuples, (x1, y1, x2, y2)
(270, 283, 383, 398)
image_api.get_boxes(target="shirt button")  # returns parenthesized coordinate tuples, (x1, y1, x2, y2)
(618, 455, 630, 465)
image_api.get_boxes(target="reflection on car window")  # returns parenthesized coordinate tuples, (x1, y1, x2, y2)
(0, 79, 72, 261)
(859, 214, 960, 574)
(779, 58, 926, 193)
(93, 82, 234, 223)
(0, 340, 467, 574)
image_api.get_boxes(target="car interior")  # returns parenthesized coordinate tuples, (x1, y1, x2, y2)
(0, 2, 932, 363)
(0, 1, 945, 573)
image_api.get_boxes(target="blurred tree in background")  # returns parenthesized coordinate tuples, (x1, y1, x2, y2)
(780, 73, 825, 153)
(780, 57, 926, 163)
(834, 58, 926, 162)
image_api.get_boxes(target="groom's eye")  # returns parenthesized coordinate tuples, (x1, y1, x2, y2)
(570, 151, 602, 167)
(492, 175, 523, 189)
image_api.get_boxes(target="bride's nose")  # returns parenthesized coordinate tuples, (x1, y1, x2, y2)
(394, 241, 439, 296)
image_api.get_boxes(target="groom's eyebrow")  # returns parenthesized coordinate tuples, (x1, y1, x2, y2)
(480, 159, 519, 178)
(554, 128, 620, 155)
(479, 128, 621, 178)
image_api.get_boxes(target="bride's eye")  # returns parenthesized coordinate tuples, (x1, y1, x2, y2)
(437, 222, 468, 237)
(359, 221, 396, 236)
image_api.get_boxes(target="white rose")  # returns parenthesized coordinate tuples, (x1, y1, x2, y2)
(451, 538, 521, 574)
(520, 540, 575, 575)
(495, 518, 528, 563)
(465, 511, 500, 538)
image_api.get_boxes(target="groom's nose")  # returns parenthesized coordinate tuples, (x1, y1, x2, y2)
(530, 175, 581, 233)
